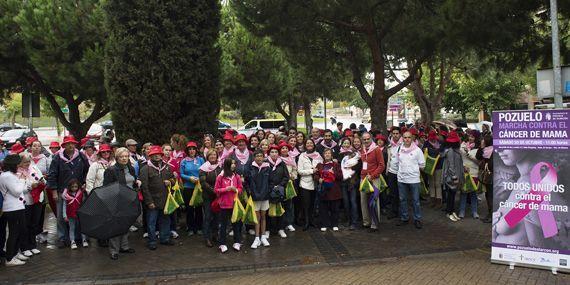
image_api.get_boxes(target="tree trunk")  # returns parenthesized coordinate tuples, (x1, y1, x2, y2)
(302, 96, 313, 134)
(288, 95, 298, 129)
(55, 117, 61, 137)
(11, 112, 16, 127)
(369, 92, 388, 133)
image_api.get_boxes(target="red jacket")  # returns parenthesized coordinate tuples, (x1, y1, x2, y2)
(360, 146, 385, 179)
(316, 161, 343, 201)
(214, 173, 243, 209)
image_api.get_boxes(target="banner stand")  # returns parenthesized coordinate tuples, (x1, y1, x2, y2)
(491, 109, 570, 274)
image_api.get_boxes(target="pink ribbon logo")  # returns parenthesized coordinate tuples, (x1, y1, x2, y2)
(504, 162, 558, 238)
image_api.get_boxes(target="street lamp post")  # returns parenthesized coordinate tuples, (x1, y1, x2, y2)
(550, 0, 563, 108)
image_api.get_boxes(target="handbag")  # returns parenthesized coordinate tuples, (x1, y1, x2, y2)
(479, 162, 492, 185)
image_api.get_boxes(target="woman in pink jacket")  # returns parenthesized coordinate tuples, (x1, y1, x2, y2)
(213, 158, 243, 253)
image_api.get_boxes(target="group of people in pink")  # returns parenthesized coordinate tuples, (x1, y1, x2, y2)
(0, 121, 494, 266)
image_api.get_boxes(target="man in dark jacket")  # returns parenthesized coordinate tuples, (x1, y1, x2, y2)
(140, 146, 175, 250)
(316, 129, 340, 160)
(47, 136, 89, 248)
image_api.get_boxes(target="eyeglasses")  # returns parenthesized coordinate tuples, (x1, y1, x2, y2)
(403, 136, 412, 139)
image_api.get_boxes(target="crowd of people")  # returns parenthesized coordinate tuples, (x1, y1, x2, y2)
(0, 121, 494, 266)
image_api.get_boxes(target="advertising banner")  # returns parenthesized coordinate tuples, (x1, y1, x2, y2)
(491, 109, 570, 272)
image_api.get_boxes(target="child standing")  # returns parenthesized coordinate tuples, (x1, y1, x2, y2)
(62, 179, 88, 249)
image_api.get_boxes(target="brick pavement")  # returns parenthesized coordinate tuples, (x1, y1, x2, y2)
(0, 204, 566, 284)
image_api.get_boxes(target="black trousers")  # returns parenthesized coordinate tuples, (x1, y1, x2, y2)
(3, 210, 26, 261)
(387, 172, 399, 215)
(445, 186, 457, 214)
(22, 204, 43, 251)
(319, 199, 340, 228)
(301, 188, 316, 226)
(484, 183, 493, 217)
(183, 187, 203, 233)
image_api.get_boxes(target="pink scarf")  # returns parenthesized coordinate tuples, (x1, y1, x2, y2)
(390, 137, 403, 148)
(31, 153, 46, 164)
(304, 151, 323, 163)
(280, 155, 297, 168)
(267, 156, 283, 170)
(203, 147, 209, 157)
(234, 147, 250, 165)
(97, 159, 110, 167)
(17, 166, 32, 179)
(464, 142, 475, 151)
(63, 188, 83, 204)
(339, 146, 353, 154)
(147, 160, 168, 173)
(251, 161, 270, 170)
(362, 142, 378, 156)
(220, 146, 235, 162)
(59, 149, 79, 164)
(289, 148, 300, 158)
(172, 150, 185, 160)
(199, 161, 219, 172)
(320, 139, 337, 149)
(399, 143, 419, 155)
(312, 137, 323, 145)
(483, 146, 493, 159)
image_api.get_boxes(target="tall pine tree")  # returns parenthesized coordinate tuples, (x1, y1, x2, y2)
(105, 0, 221, 143)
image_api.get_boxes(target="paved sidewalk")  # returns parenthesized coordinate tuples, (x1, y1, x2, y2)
(0, 204, 566, 284)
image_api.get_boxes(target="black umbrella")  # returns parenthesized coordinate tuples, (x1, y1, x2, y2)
(77, 182, 141, 240)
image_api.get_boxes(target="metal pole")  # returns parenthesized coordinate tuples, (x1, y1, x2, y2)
(324, 97, 327, 130)
(550, 0, 563, 108)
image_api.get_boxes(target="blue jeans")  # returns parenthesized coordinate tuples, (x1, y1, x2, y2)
(56, 194, 69, 242)
(147, 209, 171, 245)
(459, 192, 478, 218)
(68, 218, 87, 242)
(341, 181, 358, 226)
(398, 182, 422, 221)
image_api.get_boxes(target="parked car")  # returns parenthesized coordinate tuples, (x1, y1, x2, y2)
(217, 120, 232, 130)
(313, 111, 325, 118)
(238, 119, 286, 137)
(0, 123, 25, 133)
(1, 129, 37, 149)
(99, 120, 113, 129)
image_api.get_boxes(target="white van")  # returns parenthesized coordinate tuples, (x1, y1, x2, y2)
(238, 119, 287, 136)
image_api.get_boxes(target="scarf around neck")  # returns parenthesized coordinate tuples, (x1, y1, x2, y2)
(289, 148, 300, 158)
(234, 147, 250, 165)
(399, 143, 419, 155)
(199, 161, 219, 172)
(59, 149, 79, 164)
(280, 155, 297, 168)
(31, 153, 46, 164)
(390, 137, 403, 148)
(339, 146, 353, 154)
(251, 161, 270, 170)
(304, 151, 323, 163)
(63, 188, 83, 204)
(362, 141, 378, 156)
(428, 140, 440, 150)
(320, 139, 337, 149)
(267, 156, 283, 170)
(147, 160, 167, 173)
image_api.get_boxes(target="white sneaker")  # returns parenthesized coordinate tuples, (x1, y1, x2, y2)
(264, 231, 270, 238)
(5, 258, 25, 266)
(251, 237, 261, 249)
(23, 250, 33, 257)
(31, 249, 41, 255)
(70, 241, 78, 250)
(232, 243, 241, 251)
(219, 245, 228, 253)
(171, 231, 179, 239)
(248, 229, 256, 236)
(16, 253, 29, 261)
(143, 232, 149, 238)
(320, 227, 327, 232)
(332, 227, 339, 231)
(287, 225, 296, 232)
(82, 240, 89, 248)
(129, 225, 138, 232)
(278, 230, 287, 238)
(261, 236, 270, 247)
(155, 231, 159, 237)
(229, 230, 234, 236)
(448, 214, 458, 222)
(452, 212, 461, 220)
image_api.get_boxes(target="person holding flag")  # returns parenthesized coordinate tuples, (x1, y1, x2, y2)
(359, 132, 385, 232)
